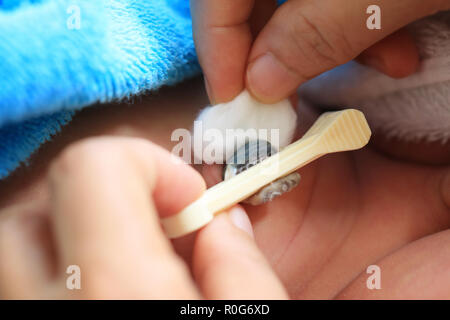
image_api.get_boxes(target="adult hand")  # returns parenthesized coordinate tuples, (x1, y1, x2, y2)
(0, 137, 287, 299)
(191, 0, 449, 103)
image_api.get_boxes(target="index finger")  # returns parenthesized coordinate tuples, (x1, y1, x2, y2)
(190, 0, 255, 103)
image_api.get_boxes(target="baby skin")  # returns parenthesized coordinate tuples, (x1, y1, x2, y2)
(0, 78, 449, 299)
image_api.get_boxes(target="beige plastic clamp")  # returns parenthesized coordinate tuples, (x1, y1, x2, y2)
(162, 109, 371, 238)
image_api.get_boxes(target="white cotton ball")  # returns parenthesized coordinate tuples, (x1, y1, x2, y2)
(192, 90, 297, 164)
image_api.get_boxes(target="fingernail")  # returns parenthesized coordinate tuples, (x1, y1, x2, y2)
(247, 53, 299, 102)
(204, 77, 216, 105)
(228, 206, 254, 238)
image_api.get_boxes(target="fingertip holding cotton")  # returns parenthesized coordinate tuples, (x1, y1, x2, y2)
(192, 90, 298, 164)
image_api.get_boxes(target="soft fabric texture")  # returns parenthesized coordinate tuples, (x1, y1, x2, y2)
(300, 11, 450, 143)
(0, 0, 199, 178)
(192, 90, 297, 164)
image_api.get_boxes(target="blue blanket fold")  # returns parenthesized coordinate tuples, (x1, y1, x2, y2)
(0, 0, 200, 178)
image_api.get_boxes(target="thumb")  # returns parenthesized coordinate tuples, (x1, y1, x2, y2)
(246, 0, 446, 103)
(192, 206, 288, 299)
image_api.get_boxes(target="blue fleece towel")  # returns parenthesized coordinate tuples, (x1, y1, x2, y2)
(0, 0, 288, 179)
(0, 0, 200, 178)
